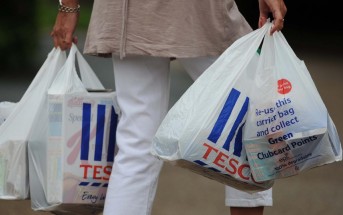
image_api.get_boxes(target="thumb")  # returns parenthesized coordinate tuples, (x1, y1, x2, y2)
(72, 36, 78, 45)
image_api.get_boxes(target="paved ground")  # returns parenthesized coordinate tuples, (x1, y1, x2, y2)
(0, 29, 342, 215)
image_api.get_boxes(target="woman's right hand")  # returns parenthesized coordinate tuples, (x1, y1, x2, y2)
(51, 0, 79, 50)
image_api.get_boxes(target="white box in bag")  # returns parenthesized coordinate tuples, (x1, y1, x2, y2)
(47, 92, 118, 205)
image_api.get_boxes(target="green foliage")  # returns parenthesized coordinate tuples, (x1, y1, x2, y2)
(0, 0, 93, 78)
(36, 0, 93, 31)
(0, 0, 38, 77)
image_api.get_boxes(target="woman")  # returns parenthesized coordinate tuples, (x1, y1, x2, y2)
(51, 1, 286, 215)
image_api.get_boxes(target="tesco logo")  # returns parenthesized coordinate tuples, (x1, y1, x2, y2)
(193, 88, 260, 183)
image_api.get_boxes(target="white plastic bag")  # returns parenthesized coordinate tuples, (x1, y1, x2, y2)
(151, 22, 275, 192)
(0, 48, 66, 199)
(243, 30, 342, 181)
(28, 44, 119, 214)
(0, 102, 16, 126)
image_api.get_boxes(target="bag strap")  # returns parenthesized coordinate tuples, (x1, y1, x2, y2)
(73, 44, 105, 90)
(0, 48, 66, 137)
(49, 44, 106, 94)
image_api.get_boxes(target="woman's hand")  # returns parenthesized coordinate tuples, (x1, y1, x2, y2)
(51, 0, 79, 50)
(258, 0, 287, 34)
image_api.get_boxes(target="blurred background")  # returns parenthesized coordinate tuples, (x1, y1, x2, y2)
(0, 0, 342, 215)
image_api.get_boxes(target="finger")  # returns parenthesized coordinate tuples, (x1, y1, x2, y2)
(51, 32, 62, 49)
(270, 0, 287, 34)
(60, 40, 69, 51)
(270, 11, 284, 34)
(51, 32, 58, 48)
(258, 15, 268, 28)
(51, 27, 66, 50)
(64, 33, 74, 49)
(271, 18, 284, 34)
(57, 36, 68, 50)
(56, 34, 69, 50)
(258, 0, 270, 28)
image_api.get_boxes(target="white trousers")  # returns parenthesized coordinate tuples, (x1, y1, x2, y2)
(103, 56, 272, 215)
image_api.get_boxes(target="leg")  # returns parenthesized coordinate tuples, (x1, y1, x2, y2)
(230, 207, 264, 215)
(103, 56, 170, 215)
(179, 56, 273, 215)
(226, 186, 272, 215)
(178, 56, 217, 81)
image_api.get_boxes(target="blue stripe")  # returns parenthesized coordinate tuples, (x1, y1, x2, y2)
(94, 105, 106, 161)
(209, 167, 220, 172)
(103, 183, 108, 187)
(107, 106, 117, 162)
(233, 123, 245, 157)
(79, 182, 90, 186)
(81, 103, 91, 161)
(91, 183, 102, 187)
(193, 160, 207, 166)
(207, 88, 240, 143)
(222, 97, 249, 151)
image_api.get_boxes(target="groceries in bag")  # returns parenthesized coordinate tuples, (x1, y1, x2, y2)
(243, 31, 342, 181)
(28, 44, 120, 214)
(151, 22, 275, 192)
(0, 48, 66, 199)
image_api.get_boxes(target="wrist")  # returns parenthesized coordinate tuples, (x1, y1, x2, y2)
(58, 0, 80, 13)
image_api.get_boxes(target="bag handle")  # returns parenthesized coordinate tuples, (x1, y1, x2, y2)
(48, 45, 85, 94)
(48, 44, 105, 94)
(73, 44, 105, 90)
(221, 20, 272, 58)
(193, 20, 272, 93)
(1, 47, 66, 138)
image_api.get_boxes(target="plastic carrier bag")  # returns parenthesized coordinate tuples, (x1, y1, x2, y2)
(0, 102, 16, 127)
(28, 44, 119, 214)
(242, 27, 342, 182)
(0, 48, 66, 199)
(151, 22, 276, 192)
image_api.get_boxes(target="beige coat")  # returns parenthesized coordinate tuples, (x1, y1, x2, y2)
(84, 0, 252, 58)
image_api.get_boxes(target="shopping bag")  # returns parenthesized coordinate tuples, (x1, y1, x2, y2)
(28, 44, 119, 214)
(151, 22, 275, 192)
(243, 29, 342, 181)
(0, 48, 66, 199)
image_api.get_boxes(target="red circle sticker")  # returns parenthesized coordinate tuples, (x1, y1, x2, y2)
(277, 79, 292, 94)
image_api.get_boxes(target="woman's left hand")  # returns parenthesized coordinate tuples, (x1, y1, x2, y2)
(258, 0, 287, 34)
